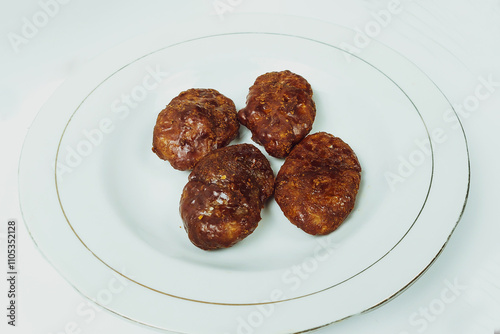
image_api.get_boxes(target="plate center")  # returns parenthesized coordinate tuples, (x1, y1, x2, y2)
(55, 33, 432, 303)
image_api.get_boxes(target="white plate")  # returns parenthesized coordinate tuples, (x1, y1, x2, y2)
(19, 14, 469, 334)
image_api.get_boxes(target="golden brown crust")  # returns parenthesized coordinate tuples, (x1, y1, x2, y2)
(238, 70, 316, 158)
(180, 144, 275, 250)
(152, 88, 239, 170)
(275, 132, 361, 235)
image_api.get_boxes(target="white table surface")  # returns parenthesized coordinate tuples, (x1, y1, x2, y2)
(1, 1, 500, 333)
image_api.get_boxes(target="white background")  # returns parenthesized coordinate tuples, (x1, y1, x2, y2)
(1, 0, 500, 333)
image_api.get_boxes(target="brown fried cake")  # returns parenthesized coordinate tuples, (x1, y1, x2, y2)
(275, 132, 361, 235)
(180, 144, 274, 250)
(238, 70, 316, 158)
(152, 88, 239, 170)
